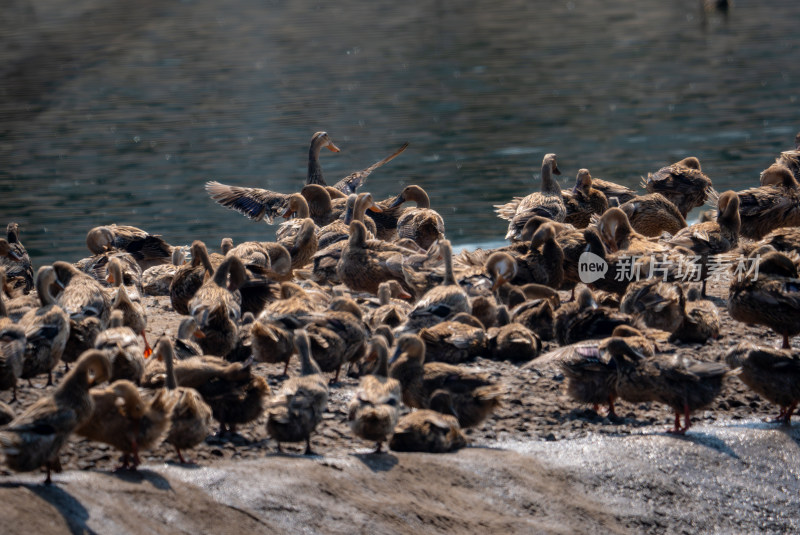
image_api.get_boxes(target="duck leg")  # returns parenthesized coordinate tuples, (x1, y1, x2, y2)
(782, 401, 798, 426)
(44, 463, 52, 485)
(329, 365, 342, 385)
(666, 410, 686, 435)
(605, 396, 618, 419)
(175, 445, 189, 464)
(46, 372, 54, 387)
(782, 334, 791, 350)
(764, 406, 787, 423)
(282, 359, 290, 376)
(682, 403, 692, 432)
(374, 441, 383, 454)
(304, 437, 316, 456)
(141, 330, 153, 358)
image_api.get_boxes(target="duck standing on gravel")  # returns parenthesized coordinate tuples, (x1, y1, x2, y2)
(348, 336, 402, 453)
(0, 350, 110, 484)
(266, 330, 329, 455)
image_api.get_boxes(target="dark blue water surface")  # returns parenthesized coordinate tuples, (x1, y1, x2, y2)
(1, 0, 797, 266)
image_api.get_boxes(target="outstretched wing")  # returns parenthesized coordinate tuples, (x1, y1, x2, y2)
(206, 181, 288, 224)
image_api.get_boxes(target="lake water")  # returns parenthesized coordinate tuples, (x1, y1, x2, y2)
(1, 0, 798, 267)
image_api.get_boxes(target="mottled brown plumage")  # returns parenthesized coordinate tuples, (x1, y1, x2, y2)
(0, 350, 110, 484)
(266, 330, 328, 454)
(496, 153, 566, 240)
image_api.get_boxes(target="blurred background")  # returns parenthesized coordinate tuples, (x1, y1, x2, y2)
(0, 0, 797, 266)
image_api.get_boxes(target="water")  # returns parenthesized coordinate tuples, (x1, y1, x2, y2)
(1, 0, 798, 267)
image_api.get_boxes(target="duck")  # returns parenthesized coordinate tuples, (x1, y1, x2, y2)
(188, 255, 247, 357)
(206, 181, 298, 225)
(402, 240, 471, 330)
(532, 325, 655, 418)
(495, 153, 566, 240)
(143, 349, 269, 435)
(173, 317, 204, 360)
(300, 184, 349, 227)
(3, 223, 34, 295)
(52, 260, 111, 365)
(563, 169, 609, 229)
(347, 336, 402, 453)
(419, 312, 488, 364)
(0, 350, 110, 484)
(18, 267, 70, 386)
(76, 379, 175, 470)
(279, 217, 318, 271)
(511, 223, 565, 289)
(388, 390, 466, 453)
(736, 164, 800, 240)
(0, 294, 25, 401)
(316, 192, 380, 250)
(596, 207, 667, 255)
(337, 220, 409, 295)
(620, 280, 686, 334)
(510, 218, 606, 298)
(753, 227, 800, 256)
(142, 246, 187, 296)
(85, 224, 172, 271)
(365, 280, 413, 329)
(590, 208, 669, 296)
(94, 309, 145, 384)
(169, 240, 225, 315)
(251, 282, 321, 375)
(486, 305, 542, 362)
(554, 287, 631, 345)
(728, 251, 800, 349)
(453, 251, 518, 298)
(667, 190, 741, 296)
(224, 240, 271, 270)
(107, 257, 151, 357)
(608, 336, 732, 434)
(643, 156, 716, 219)
(672, 286, 720, 344)
(389, 185, 446, 250)
(152, 337, 212, 463)
(389, 333, 504, 428)
(266, 330, 328, 454)
(586, 177, 638, 205)
(307, 133, 408, 195)
(304, 296, 368, 383)
(618, 193, 687, 237)
(303, 131, 343, 188)
(725, 341, 800, 425)
(510, 294, 557, 341)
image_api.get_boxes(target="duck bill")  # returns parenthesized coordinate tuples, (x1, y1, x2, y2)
(193, 329, 206, 339)
(396, 289, 413, 300)
(326, 142, 341, 153)
(368, 203, 383, 213)
(388, 195, 405, 209)
(491, 275, 507, 292)
(552, 164, 562, 175)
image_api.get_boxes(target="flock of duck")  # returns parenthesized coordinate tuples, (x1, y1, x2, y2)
(1, 130, 800, 485)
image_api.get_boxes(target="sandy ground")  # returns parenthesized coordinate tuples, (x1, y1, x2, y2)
(1, 277, 798, 533)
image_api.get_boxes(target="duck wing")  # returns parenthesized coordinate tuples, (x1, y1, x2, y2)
(206, 181, 289, 224)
